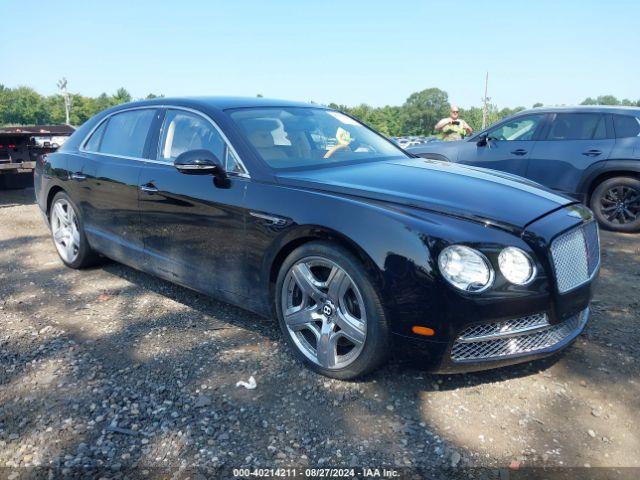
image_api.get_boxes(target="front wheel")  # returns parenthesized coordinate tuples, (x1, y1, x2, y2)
(590, 177, 640, 232)
(49, 192, 100, 268)
(275, 241, 390, 380)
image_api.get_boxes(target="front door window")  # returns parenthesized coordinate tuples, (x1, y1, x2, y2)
(487, 115, 545, 141)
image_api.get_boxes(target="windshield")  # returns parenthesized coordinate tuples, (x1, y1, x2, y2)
(228, 107, 408, 169)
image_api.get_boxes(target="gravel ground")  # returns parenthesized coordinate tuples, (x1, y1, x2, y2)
(1, 186, 639, 476)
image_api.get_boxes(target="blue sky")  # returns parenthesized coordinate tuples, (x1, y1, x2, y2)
(1, 0, 638, 108)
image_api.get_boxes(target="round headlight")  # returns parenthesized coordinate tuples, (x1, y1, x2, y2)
(438, 245, 494, 293)
(498, 247, 536, 285)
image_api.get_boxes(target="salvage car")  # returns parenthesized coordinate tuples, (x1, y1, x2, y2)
(35, 97, 600, 379)
(408, 106, 640, 232)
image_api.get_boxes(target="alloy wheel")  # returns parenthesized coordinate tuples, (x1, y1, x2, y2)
(281, 256, 367, 370)
(599, 185, 640, 225)
(51, 199, 81, 263)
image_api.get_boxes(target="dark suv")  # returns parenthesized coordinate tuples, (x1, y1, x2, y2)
(408, 106, 640, 232)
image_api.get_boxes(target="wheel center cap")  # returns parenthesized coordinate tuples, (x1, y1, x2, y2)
(322, 302, 335, 317)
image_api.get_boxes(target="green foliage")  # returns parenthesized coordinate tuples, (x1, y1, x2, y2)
(580, 95, 636, 106)
(400, 88, 450, 135)
(333, 93, 640, 136)
(0, 86, 50, 125)
(0, 84, 638, 135)
(0, 85, 163, 126)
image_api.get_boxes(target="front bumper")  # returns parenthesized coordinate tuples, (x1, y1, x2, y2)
(394, 306, 589, 374)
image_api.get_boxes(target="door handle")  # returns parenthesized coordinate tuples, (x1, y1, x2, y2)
(70, 172, 86, 181)
(510, 149, 527, 156)
(582, 149, 602, 157)
(140, 183, 159, 193)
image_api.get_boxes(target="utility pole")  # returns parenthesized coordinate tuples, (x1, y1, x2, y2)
(57, 78, 71, 125)
(481, 72, 489, 130)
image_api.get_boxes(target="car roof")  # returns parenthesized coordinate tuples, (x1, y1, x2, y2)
(520, 105, 640, 115)
(106, 96, 320, 112)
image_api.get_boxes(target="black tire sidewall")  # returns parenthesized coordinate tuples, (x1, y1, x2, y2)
(590, 177, 640, 233)
(275, 241, 390, 380)
(50, 191, 97, 268)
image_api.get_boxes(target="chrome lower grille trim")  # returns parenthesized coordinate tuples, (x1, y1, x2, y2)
(457, 313, 550, 343)
(450, 309, 588, 363)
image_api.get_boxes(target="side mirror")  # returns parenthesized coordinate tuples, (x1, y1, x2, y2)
(476, 134, 488, 147)
(175, 149, 224, 175)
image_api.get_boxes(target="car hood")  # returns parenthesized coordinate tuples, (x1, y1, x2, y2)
(406, 140, 464, 160)
(276, 158, 575, 232)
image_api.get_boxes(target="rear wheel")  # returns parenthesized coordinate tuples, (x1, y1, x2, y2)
(590, 177, 640, 232)
(49, 192, 100, 268)
(275, 242, 389, 379)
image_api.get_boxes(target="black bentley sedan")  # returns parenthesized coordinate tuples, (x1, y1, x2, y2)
(34, 97, 600, 379)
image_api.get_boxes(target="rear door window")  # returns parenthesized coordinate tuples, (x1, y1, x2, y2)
(98, 109, 155, 158)
(613, 114, 640, 138)
(545, 113, 607, 140)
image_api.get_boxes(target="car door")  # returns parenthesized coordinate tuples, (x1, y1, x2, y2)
(139, 108, 251, 298)
(77, 108, 158, 264)
(457, 113, 546, 177)
(527, 112, 614, 197)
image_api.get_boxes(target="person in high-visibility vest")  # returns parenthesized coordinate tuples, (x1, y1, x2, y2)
(434, 106, 473, 141)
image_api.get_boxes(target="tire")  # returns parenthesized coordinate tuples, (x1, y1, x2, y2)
(275, 241, 390, 380)
(590, 177, 640, 233)
(49, 191, 100, 268)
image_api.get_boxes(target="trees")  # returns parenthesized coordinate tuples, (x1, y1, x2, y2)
(580, 95, 637, 106)
(113, 88, 132, 104)
(0, 86, 50, 125)
(400, 88, 450, 135)
(0, 84, 638, 132)
(0, 86, 162, 126)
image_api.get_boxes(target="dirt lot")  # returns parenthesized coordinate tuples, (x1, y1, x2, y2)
(1, 186, 639, 476)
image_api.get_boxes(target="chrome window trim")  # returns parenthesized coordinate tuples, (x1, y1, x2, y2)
(78, 104, 251, 178)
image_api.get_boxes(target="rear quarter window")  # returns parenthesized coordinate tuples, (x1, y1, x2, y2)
(613, 114, 640, 138)
(83, 120, 107, 152)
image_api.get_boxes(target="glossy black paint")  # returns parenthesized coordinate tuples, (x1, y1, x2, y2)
(34, 97, 598, 373)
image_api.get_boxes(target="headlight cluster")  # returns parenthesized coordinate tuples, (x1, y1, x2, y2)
(438, 245, 535, 292)
(498, 247, 536, 285)
(438, 245, 494, 293)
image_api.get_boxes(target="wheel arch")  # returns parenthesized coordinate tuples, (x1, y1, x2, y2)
(45, 185, 66, 218)
(585, 167, 640, 202)
(267, 225, 383, 307)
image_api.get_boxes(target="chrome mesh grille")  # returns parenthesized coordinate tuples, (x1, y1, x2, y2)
(583, 220, 600, 273)
(450, 309, 588, 362)
(551, 221, 600, 293)
(458, 313, 549, 341)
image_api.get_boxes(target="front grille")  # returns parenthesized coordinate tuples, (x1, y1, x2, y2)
(551, 221, 600, 293)
(450, 309, 588, 362)
(457, 313, 549, 341)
